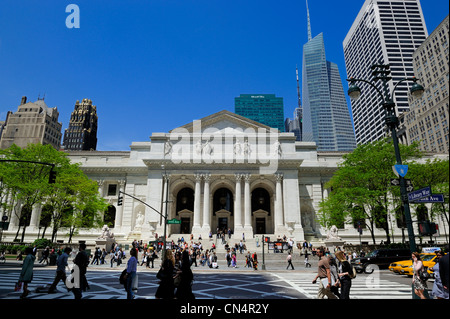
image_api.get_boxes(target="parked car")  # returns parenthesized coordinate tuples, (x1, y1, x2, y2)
(352, 248, 411, 274)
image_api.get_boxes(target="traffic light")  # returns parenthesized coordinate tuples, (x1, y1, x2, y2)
(48, 170, 57, 184)
(118, 195, 123, 206)
(418, 221, 437, 236)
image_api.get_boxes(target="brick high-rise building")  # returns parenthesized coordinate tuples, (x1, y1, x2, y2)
(0, 96, 62, 150)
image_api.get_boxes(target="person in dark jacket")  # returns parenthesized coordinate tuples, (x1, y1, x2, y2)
(335, 250, 353, 299)
(155, 249, 175, 299)
(439, 246, 449, 297)
(175, 250, 195, 300)
(72, 243, 89, 299)
(49, 247, 72, 293)
(19, 247, 36, 299)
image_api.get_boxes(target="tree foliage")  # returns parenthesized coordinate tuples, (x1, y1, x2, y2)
(319, 138, 428, 244)
(0, 143, 108, 242)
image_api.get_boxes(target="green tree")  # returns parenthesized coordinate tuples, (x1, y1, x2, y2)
(319, 138, 423, 244)
(1, 143, 107, 242)
(0, 144, 55, 241)
(407, 158, 449, 228)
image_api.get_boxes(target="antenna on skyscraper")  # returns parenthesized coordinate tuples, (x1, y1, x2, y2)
(306, 0, 312, 41)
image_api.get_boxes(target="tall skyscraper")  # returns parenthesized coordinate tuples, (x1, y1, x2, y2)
(234, 94, 285, 132)
(404, 15, 449, 153)
(63, 98, 98, 151)
(302, 1, 356, 151)
(0, 96, 62, 150)
(343, 0, 428, 145)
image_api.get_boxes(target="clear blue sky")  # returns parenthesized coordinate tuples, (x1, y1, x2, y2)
(1, 0, 448, 151)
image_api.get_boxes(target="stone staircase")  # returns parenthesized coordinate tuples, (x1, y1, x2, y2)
(168, 233, 314, 267)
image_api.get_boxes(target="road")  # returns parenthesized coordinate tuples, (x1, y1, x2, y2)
(0, 259, 423, 300)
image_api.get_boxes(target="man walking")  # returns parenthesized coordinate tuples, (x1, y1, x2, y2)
(286, 253, 294, 270)
(312, 248, 337, 299)
(48, 247, 72, 293)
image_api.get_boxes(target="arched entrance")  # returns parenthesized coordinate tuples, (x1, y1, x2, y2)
(213, 187, 234, 233)
(176, 187, 194, 234)
(251, 187, 272, 234)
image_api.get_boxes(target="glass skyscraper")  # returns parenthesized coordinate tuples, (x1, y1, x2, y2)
(302, 3, 356, 151)
(234, 94, 285, 132)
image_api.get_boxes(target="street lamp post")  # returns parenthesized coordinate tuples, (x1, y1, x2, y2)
(347, 63, 425, 254)
(161, 164, 170, 264)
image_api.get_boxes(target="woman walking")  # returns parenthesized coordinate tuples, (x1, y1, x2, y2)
(175, 250, 195, 300)
(335, 250, 352, 299)
(412, 252, 428, 299)
(19, 247, 35, 299)
(155, 250, 175, 299)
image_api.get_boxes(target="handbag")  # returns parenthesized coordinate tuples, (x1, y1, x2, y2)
(419, 268, 429, 281)
(174, 274, 182, 287)
(156, 268, 166, 280)
(119, 269, 128, 285)
(14, 281, 23, 292)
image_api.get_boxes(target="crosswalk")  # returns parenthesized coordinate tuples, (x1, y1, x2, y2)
(273, 272, 414, 299)
(1, 268, 416, 300)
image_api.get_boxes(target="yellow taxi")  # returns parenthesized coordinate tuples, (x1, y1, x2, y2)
(389, 259, 412, 274)
(402, 253, 438, 276)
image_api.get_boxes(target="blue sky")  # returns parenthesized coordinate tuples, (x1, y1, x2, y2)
(1, 0, 448, 151)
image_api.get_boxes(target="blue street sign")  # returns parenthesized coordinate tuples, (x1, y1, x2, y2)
(394, 164, 408, 177)
(411, 194, 445, 203)
(408, 186, 432, 202)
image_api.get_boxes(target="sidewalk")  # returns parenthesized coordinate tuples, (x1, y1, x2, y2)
(1, 250, 320, 274)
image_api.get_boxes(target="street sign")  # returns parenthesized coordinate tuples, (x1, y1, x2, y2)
(166, 218, 181, 224)
(411, 194, 445, 203)
(393, 164, 408, 177)
(390, 178, 412, 186)
(390, 178, 400, 186)
(407, 186, 432, 202)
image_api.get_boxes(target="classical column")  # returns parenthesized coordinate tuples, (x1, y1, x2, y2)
(275, 173, 284, 227)
(29, 203, 42, 230)
(193, 174, 202, 231)
(234, 174, 243, 231)
(202, 173, 211, 232)
(97, 180, 104, 197)
(243, 174, 252, 229)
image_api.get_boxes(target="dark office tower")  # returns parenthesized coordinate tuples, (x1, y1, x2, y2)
(343, 0, 428, 145)
(235, 94, 285, 132)
(63, 98, 98, 151)
(302, 1, 356, 151)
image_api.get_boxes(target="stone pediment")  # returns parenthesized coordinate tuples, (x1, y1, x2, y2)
(169, 110, 277, 134)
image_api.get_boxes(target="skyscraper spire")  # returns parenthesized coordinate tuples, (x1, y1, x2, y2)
(306, 0, 312, 41)
(296, 65, 301, 108)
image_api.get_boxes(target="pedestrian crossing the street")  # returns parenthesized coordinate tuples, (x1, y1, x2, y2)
(1, 268, 414, 300)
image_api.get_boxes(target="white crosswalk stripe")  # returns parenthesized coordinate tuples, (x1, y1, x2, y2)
(273, 272, 413, 299)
